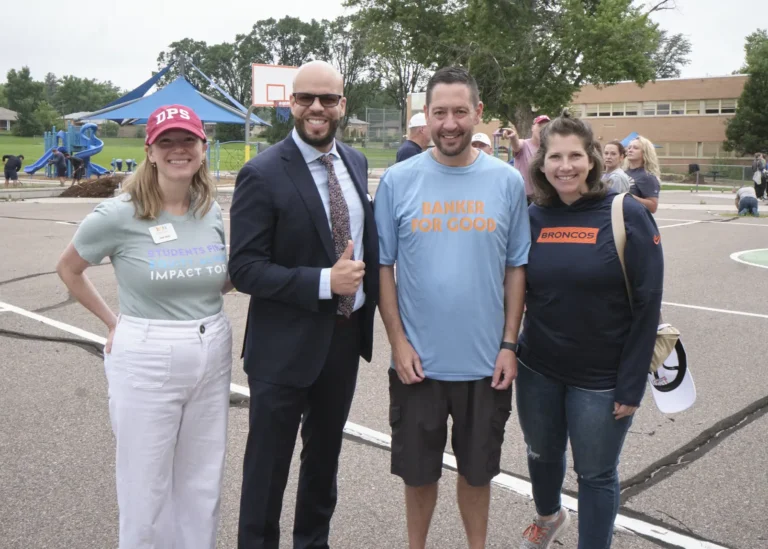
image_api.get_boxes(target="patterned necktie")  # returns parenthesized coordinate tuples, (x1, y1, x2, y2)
(318, 154, 355, 317)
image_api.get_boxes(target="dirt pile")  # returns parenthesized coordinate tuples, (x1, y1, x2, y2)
(60, 175, 126, 198)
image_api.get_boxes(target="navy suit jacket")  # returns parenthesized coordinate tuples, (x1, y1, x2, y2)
(228, 136, 379, 387)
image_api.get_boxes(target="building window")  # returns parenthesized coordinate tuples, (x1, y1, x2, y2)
(569, 105, 584, 117)
(599, 103, 612, 117)
(702, 142, 721, 157)
(642, 102, 657, 116)
(586, 104, 598, 117)
(666, 142, 698, 157)
(657, 102, 671, 116)
(686, 101, 701, 115)
(655, 143, 668, 157)
(671, 101, 685, 115)
(720, 99, 737, 114)
(612, 103, 625, 116)
(625, 102, 640, 116)
(705, 100, 720, 114)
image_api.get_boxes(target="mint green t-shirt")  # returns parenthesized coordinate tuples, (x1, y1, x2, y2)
(73, 195, 227, 321)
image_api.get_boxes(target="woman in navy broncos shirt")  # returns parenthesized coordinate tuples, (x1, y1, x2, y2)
(515, 111, 664, 549)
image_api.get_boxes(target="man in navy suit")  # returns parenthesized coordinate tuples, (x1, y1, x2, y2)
(229, 60, 379, 549)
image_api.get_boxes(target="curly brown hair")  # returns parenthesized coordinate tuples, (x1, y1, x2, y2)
(529, 109, 608, 206)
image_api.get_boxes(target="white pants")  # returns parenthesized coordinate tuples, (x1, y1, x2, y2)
(104, 312, 233, 549)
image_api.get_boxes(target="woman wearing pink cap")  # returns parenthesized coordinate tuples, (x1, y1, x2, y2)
(56, 104, 233, 548)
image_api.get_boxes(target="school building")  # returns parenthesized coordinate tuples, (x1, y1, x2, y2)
(407, 74, 750, 172)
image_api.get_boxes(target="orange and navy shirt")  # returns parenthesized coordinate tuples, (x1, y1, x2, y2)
(519, 192, 664, 407)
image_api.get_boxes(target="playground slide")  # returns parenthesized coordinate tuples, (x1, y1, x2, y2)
(74, 124, 108, 177)
(23, 149, 55, 175)
(24, 123, 108, 177)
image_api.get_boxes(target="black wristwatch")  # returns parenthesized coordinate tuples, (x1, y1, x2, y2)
(500, 341, 521, 354)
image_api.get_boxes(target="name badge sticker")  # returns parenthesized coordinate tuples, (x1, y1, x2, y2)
(149, 223, 178, 244)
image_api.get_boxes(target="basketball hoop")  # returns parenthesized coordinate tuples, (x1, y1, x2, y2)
(273, 100, 291, 123)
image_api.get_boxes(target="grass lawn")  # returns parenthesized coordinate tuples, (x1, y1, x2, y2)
(1, 134, 398, 174)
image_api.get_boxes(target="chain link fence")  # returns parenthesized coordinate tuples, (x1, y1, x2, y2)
(659, 163, 755, 184)
(363, 108, 403, 149)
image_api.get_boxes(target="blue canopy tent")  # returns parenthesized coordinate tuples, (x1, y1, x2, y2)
(83, 76, 269, 126)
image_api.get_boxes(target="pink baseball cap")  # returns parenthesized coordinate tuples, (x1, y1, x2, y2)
(145, 104, 206, 145)
(533, 115, 551, 125)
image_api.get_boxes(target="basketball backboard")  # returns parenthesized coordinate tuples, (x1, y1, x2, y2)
(252, 64, 299, 107)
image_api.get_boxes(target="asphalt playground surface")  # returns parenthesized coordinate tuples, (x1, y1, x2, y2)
(1, 187, 767, 549)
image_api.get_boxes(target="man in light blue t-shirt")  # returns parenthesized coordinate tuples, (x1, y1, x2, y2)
(374, 66, 530, 549)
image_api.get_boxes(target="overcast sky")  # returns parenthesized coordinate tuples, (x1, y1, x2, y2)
(0, 0, 762, 93)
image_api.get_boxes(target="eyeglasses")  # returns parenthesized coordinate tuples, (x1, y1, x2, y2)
(292, 93, 343, 108)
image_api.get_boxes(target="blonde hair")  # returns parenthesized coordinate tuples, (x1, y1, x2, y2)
(122, 153, 216, 220)
(624, 136, 660, 178)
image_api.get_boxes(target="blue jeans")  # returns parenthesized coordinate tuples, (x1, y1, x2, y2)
(515, 363, 633, 549)
(739, 196, 759, 216)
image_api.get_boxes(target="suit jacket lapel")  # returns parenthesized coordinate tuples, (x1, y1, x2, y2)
(280, 138, 335, 264)
(337, 144, 373, 220)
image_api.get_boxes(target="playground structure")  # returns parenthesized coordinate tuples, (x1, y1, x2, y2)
(24, 123, 109, 178)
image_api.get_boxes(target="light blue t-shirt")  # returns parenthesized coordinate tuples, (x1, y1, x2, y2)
(73, 195, 228, 321)
(374, 151, 531, 381)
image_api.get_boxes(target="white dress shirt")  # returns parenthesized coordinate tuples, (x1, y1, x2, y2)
(291, 129, 366, 312)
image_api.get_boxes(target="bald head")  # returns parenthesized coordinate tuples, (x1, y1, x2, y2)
(293, 60, 344, 95)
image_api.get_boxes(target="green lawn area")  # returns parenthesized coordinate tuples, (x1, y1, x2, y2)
(1, 134, 398, 173)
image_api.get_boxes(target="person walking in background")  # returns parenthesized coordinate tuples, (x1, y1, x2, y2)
(375, 67, 530, 549)
(516, 111, 663, 549)
(735, 184, 759, 216)
(3, 154, 24, 187)
(501, 115, 550, 202)
(48, 148, 68, 186)
(397, 112, 431, 163)
(601, 141, 631, 193)
(56, 104, 233, 549)
(229, 60, 379, 549)
(624, 136, 661, 213)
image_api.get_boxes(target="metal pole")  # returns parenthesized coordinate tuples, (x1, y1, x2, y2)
(245, 105, 257, 162)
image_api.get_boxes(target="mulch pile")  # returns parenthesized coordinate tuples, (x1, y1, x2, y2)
(59, 175, 126, 198)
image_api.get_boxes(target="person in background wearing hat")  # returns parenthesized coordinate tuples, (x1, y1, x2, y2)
(397, 112, 431, 163)
(56, 104, 233, 549)
(471, 132, 493, 155)
(516, 110, 663, 549)
(502, 115, 551, 201)
(3, 154, 24, 187)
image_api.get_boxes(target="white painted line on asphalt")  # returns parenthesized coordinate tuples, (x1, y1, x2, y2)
(658, 221, 701, 229)
(663, 301, 768, 319)
(55, 221, 78, 226)
(0, 301, 107, 344)
(0, 300, 730, 549)
(730, 249, 768, 270)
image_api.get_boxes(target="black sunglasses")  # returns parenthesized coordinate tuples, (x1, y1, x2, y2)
(292, 93, 343, 108)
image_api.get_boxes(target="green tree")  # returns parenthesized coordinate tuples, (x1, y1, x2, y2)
(248, 17, 327, 67)
(652, 31, 692, 79)
(54, 76, 121, 114)
(347, 0, 677, 131)
(156, 38, 212, 92)
(5, 67, 44, 112)
(44, 72, 58, 103)
(33, 101, 64, 133)
(725, 30, 768, 155)
(319, 15, 379, 130)
(0, 84, 8, 109)
(13, 98, 44, 136)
